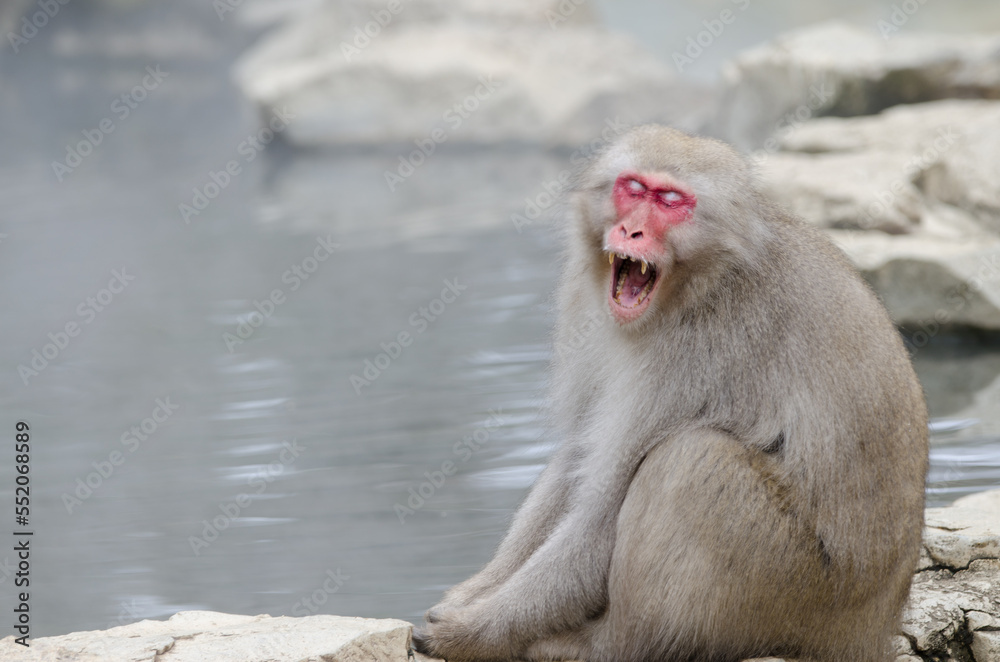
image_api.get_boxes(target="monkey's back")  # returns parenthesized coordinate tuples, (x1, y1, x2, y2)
(713, 208, 927, 555)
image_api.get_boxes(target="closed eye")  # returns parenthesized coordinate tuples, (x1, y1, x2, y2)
(659, 190, 683, 206)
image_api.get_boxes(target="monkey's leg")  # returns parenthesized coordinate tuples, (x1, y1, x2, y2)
(426, 443, 578, 616)
(415, 429, 645, 661)
(522, 621, 597, 661)
(586, 429, 891, 662)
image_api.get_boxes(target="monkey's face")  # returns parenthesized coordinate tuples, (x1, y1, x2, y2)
(602, 170, 697, 324)
(576, 126, 756, 328)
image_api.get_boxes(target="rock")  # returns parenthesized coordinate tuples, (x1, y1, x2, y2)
(713, 21, 1000, 149)
(233, 0, 711, 147)
(750, 98, 1000, 331)
(893, 634, 917, 656)
(924, 490, 1000, 569)
(903, 569, 980, 655)
(921, 115, 1000, 234)
(772, 99, 997, 155)
(759, 150, 924, 234)
(760, 99, 1000, 235)
(903, 560, 1000, 659)
(829, 229, 1000, 331)
(757, 100, 1000, 234)
(0, 611, 414, 662)
(972, 629, 1000, 662)
(906, 492, 1000, 659)
(967, 610, 999, 631)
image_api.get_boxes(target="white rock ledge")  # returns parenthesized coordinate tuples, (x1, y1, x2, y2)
(4, 490, 1000, 662)
(0, 612, 414, 662)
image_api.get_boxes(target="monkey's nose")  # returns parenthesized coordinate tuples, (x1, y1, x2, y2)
(617, 223, 643, 241)
(607, 220, 662, 261)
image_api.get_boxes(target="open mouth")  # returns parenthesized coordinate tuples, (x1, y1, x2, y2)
(608, 253, 659, 321)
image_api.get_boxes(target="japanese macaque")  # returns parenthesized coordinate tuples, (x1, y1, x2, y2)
(412, 126, 928, 662)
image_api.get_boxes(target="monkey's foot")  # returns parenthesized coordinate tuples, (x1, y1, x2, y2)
(411, 606, 519, 662)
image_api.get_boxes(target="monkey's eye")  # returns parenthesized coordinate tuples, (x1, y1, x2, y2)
(659, 190, 683, 206)
(627, 179, 646, 195)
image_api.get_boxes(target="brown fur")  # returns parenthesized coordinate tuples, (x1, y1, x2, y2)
(413, 125, 928, 662)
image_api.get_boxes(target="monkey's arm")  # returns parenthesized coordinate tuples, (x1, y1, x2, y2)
(430, 443, 578, 611)
(416, 430, 642, 660)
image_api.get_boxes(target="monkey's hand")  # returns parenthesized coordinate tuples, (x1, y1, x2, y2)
(411, 602, 520, 662)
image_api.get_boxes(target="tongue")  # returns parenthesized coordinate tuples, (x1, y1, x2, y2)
(618, 260, 654, 307)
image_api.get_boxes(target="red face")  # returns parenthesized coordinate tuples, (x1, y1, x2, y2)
(604, 171, 697, 324)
